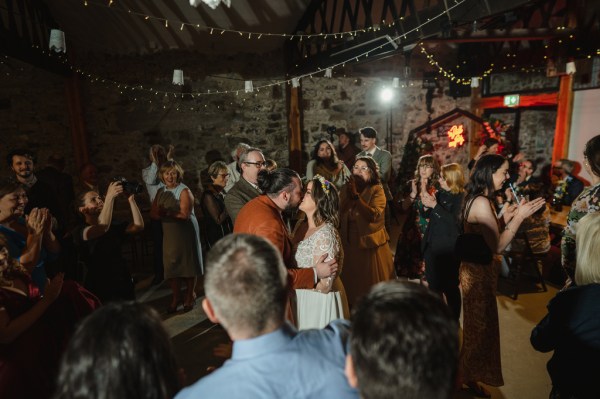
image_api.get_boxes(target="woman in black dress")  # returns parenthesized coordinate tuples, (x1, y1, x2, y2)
(200, 161, 233, 249)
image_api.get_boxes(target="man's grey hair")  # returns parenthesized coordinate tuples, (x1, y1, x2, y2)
(232, 143, 251, 163)
(205, 234, 288, 335)
(238, 147, 263, 167)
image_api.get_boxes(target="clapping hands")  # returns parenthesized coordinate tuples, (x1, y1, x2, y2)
(504, 197, 546, 224)
(26, 208, 50, 236)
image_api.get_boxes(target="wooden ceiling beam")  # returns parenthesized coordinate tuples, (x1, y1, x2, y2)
(421, 27, 574, 43)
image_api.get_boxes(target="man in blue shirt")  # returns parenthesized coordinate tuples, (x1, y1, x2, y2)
(176, 234, 358, 399)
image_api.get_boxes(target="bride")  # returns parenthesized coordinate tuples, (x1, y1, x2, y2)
(294, 175, 349, 329)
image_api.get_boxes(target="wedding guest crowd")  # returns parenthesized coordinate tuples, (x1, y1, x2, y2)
(1, 128, 597, 399)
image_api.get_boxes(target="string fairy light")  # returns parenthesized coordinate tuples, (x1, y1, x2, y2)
(6, 5, 596, 111)
(16, 1, 468, 100)
(79, 0, 467, 42)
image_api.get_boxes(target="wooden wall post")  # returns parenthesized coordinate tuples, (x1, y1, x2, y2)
(552, 74, 574, 164)
(287, 85, 303, 172)
(65, 72, 89, 171)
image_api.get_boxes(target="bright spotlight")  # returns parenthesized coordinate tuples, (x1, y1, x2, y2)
(380, 87, 394, 103)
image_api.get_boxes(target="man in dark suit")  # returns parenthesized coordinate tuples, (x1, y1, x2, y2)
(554, 159, 584, 205)
(224, 147, 265, 223)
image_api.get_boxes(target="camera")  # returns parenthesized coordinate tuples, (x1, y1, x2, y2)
(113, 177, 144, 195)
(326, 126, 337, 134)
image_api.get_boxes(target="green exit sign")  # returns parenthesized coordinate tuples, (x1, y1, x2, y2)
(504, 94, 520, 107)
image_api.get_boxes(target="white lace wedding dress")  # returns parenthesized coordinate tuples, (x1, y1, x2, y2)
(294, 222, 349, 330)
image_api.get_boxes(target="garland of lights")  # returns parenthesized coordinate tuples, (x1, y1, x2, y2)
(419, 30, 600, 85)
(21, 0, 467, 98)
(4, 0, 599, 109)
(419, 44, 494, 86)
(83, 0, 437, 41)
(0, 54, 424, 113)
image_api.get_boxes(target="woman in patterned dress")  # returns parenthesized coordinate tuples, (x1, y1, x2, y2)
(293, 175, 349, 329)
(151, 161, 203, 314)
(460, 154, 545, 397)
(561, 134, 600, 286)
(396, 154, 440, 279)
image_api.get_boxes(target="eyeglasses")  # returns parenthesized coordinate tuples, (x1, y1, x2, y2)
(353, 165, 369, 171)
(244, 161, 265, 168)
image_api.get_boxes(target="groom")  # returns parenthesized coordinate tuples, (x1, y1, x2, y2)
(234, 168, 337, 289)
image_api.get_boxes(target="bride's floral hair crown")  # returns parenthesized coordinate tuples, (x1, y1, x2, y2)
(314, 174, 331, 195)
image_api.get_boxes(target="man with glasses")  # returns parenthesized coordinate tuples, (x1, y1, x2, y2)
(224, 147, 266, 223)
(224, 142, 250, 193)
(515, 159, 540, 188)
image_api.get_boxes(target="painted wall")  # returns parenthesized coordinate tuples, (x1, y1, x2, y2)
(569, 88, 600, 183)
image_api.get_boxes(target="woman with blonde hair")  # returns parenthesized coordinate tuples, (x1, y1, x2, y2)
(420, 163, 465, 319)
(532, 212, 600, 398)
(294, 175, 349, 329)
(151, 161, 203, 314)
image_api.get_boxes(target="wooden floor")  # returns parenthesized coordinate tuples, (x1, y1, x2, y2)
(132, 220, 557, 398)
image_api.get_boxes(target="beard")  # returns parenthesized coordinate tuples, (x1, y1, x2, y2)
(16, 170, 32, 178)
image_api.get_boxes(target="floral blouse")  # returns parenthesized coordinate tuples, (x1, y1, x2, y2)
(561, 182, 600, 279)
(414, 186, 437, 237)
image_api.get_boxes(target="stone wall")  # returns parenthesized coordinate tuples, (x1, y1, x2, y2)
(301, 77, 471, 176)
(1, 50, 564, 199)
(1, 51, 290, 205)
(0, 58, 73, 176)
